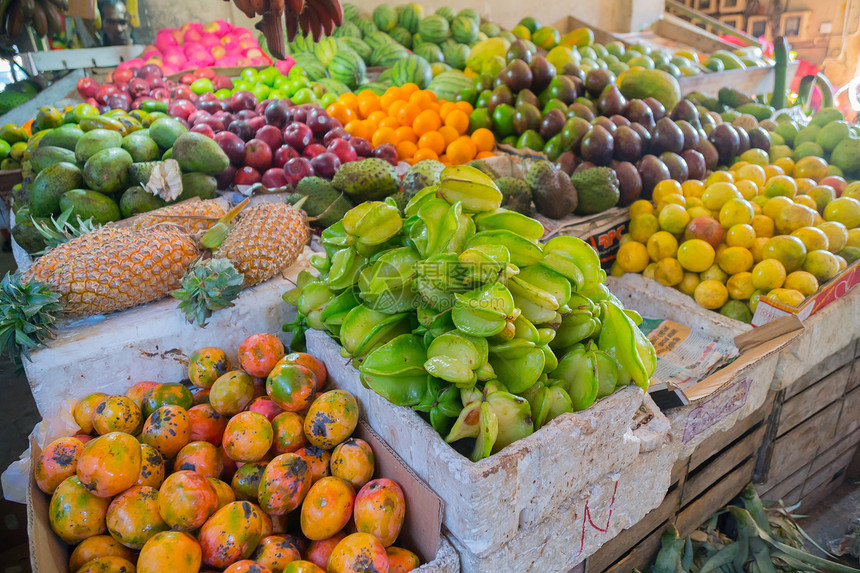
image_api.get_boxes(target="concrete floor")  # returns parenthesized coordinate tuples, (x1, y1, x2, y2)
(799, 481, 860, 563)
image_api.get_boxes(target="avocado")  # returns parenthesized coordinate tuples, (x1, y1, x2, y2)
(11, 211, 47, 254)
(735, 103, 774, 122)
(149, 117, 188, 150)
(332, 158, 400, 200)
(60, 189, 121, 224)
(75, 129, 122, 163)
(717, 87, 754, 108)
(295, 176, 355, 227)
(171, 132, 230, 176)
(38, 124, 84, 151)
(29, 162, 83, 217)
(177, 172, 218, 201)
(525, 160, 577, 219)
(571, 166, 620, 214)
(119, 186, 166, 218)
(122, 133, 161, 163)
(83, 148, 133, 194)
(29, 146, 77, 174)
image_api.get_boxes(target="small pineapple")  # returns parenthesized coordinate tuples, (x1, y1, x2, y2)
(131, 199, 227, 235)
(172, 258, 245, 326)
(215, 202, 309, 287)
(25, 226, 199, 316)
(0, 272, 61, 368)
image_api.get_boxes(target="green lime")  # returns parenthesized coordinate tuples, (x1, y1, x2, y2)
(190, 78, 213, 95)
(288, 66, 308, 80)
(292, 87, 316, 105)
(240, 67, 259, 82)
(215, 89, 232, 99)
(258, 66, 280, 87)
(0, 139, 11, 161)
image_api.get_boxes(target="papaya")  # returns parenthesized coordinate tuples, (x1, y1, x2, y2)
(80, 116, 127, 134)
(617, 69, 681, 112)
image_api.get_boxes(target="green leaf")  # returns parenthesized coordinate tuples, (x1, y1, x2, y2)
(172, 258, 245, 326)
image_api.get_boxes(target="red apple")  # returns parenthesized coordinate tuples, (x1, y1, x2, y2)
(127, 77, 149, 99)
(273, 145, 299, 168)
(255, 125, 282, 151)
(247, 116, 266, 132)
(227, 120, 255, 141)
(283, 122, 313, 151)
(261, 168, 288, 189)
(264, 100, 289, 128)
(684, 216, 723, 249)
(180, 73, 197, 85)
(306, 106, 335, 135)
(95, 84, 119, 104)
(188, 109, 212, 125)
(235, 109, 258, 121)
(230, 90, 258, 112)
(172, 85, 194, 101)
(350, 137, 372, 157)
(150, 87, 170, 100)
(140, 63, 163, 77)
(372, 142, 398, 166)
(214, 130, 247, 165)
(310, 152, 341, 179)
(212, 75, 233, 91)
(191, 123, 216, 139)
(216, 165, 237, 189)
(113, 67, 134, 84)
(283, 157, 314, 187)
(198, 117, 226, 132)
(327, 138, 357, 163)
(302, 143, 327, 159)
(234, 166, 262, 186)
(323, 127, 350, 146)
(106, 92, 132, 112)
(195, 67, 216, 79)
(167, 99, 196, 121)
(244, 138, 273, 171)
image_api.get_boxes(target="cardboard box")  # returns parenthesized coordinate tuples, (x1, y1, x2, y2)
(27, 419, 458, 572)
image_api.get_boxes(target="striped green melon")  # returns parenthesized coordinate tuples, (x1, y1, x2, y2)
(417, 15, 450, 44)
(290, 35, 314, 53)
(411, 33, 426, 47)
(378, 68, 394, 83)
(415, 43, 445, 64)
(342, 3, 360, 22)
(291, 54, 329, 80)
(314, 37, 339, 67)
(389, 26, 413, 48)
(475, 32, 489, 44)
(443, 43, 470, 69)
(371, 43, 410, 67)
(451, 16, 479, 44)
(498, 30, 517, 43)
(372, 5, 398, 32)
(391, 54, 433, 88)
(457, 8, 481, 24)
(364, 31, 394, 52)
(340, 37, 372, 63)
(480, 22, 501, 37)
(332, 21, 362, 38)
(357, 81, 391, 96)
(328, 50, 367, 89)
(428, 70, 474, 101)
(435, 6, 455, 22)
(431, 62, 452, 76)
(398, 2, 424, 34)
(355, 17, 379, 37)
(465, 37, 510, 71)
(314, 78, 351, 97)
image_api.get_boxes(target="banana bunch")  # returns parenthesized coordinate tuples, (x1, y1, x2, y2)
(284, 164, 658, 461)
(229, 0, 343, 59)
(1, 0, 66, 39)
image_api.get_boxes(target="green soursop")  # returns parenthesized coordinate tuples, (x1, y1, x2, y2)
(295, 176, 355, 228)
(570, 167, 620, 214)
(402, 159, 444, 200)
(332, 158, 400, 200)
(496, 177, 532, 215)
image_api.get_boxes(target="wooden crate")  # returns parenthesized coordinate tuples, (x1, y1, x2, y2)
(583, 392, 775, 572)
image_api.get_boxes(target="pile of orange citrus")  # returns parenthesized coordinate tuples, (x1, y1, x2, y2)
(326, 83, 496, 165)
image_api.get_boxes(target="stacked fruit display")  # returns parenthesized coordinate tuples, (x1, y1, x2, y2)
(285, 165, 657, 461)
(35, 335, 421, 572)
(614, 153, 860, 322)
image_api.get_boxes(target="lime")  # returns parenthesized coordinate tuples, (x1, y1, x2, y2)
(694, 280, 729, 309)
(720, 300, 752, 323)
(727, 272, 755, 300)
(677, 239, 716, 273)
(752, 259, 787, 291)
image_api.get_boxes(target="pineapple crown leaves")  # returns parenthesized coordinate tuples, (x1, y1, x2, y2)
(0, 272, 62, 370)
(172, 258, 245, 327)
(32, 208, 100, 254)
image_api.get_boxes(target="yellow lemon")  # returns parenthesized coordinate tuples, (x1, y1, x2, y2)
(616, 241, 650, 273)
(752, 259, 787, 291)
(727, 272, 755, 300)
(658, 204, 691, 235)
(655, 258, 684, 286)
(726, 224, 756, 249)
(702, 182, 742, 211)
(646, 231, 679, 261)
(694, 280, 729, 309)
(719, 198, 754, 228)
(677, 239, 716, 273)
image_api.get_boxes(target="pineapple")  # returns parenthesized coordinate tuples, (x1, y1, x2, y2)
(25, 226, 199, 317)
(131, 199, 227, 234)
(215, 202, 309, 287)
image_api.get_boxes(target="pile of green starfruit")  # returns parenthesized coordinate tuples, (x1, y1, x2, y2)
(284, 165, 657, 462)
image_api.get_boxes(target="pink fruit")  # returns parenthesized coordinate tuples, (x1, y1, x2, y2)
(261, 168, 288, 189)
(234, 166, 262, 186)
(244, 139, 273, 171)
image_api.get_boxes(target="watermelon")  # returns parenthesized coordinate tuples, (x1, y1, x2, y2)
(435, 6, 456, 22)
(332, 21, 362, 38)
(389, 26, 413, 48)
(290, 35, 314, 53)
(329, 50, 367, 89)
(415, 43, 445, 64)
(291, 54, 329, 80)
(355, 17, 379, 37)
(391, 54, 433, 89)
(443, 43, 470, 69)
(398, 2, 424, 34)
(451, 16, 479, 44)
(371, 43, 410, 67)
(314, 78, 351, 97)
(431, 62, 453, 76)
(314, 37, 339, 67)
(428, 70, 474, 101)
(378, 68, 394, 83)
(340, 37, 372, 63)
(465, 37, 510, 72)
(480, 22, 501, 37)
(357, 81, 391, 96)
(412, 33, 426, 47)
(417, 15, 450, 44)
(475, 32, 489, 44)
(342, 3, 360, 22)
(372, 5, 398, 32)
(458, 8, 481, 24)
(364, 31, 394, 52)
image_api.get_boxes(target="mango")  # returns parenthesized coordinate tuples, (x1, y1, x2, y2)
(39, 124, 84, 151)
(83, 148, 133, 194)
(122, 133, 160, 162)
(119, 186, 166, 218)
(60, 189, 121, 224)
(29, 162, 83, 217)
(172, 132, 230, 176)
(149, 117, 188, 150)
(76, 129, 122, 163)
(29, 146, 77, 174)
(178, 172, 218, 201)
(10, 210, 47, 254)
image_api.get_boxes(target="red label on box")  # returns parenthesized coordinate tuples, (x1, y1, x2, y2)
(587, 221, 627, 264)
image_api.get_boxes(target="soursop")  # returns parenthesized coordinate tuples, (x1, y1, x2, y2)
(525, 160, 577, 219)
(570, 167, 620, 215)
(332, 158, 400, 200)
(496, 177, 532, 215)
(295, 176, 355, 228)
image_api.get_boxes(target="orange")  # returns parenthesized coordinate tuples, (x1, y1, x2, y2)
(400, 83, 420, 96)
(476, 151, 495, 159)
(339, 92, 359, 111)
(795, 178, 817, 194)
(388, 101, 406, 121)
(763, 164, 785, 180)
(439, 125, 459, 146)
(444, 109, 470, 134)
(371, 127, 397, 148)
(366, 110, 387, 126)
(378, 116, 399, 131)
(414, 148, 439, 161)
(380, 87, 404, 111)
(413, 110, 442, 136)
(398, 103, 422, 127)
(455, 101, 474, 114)
(418, 131, 446, 155)
(345, 120, 370, 140)
(408, 90, 433, 108)
(357, 92, 380, 118)
(447, 136, 477, 164)
(439, 101, 457, 119)
(471, 128, 495, 152)
(794, 156, 829, 182)
(396, 140, 418, 160)
(773, 157, 795, 174)
(439, 154, 450, 165)
(395, 126, 417, 143)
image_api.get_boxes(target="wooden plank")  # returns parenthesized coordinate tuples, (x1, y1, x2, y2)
(28, 45, 144, 71)
(664, 0, 761, 46)
(777, 365, 851, 436)
(677, 63, 799, 97)
(671, 457, 689, 487)
(676, 457, 755, 536)
(766, 401, 841, 485)
(551, 15, 627, 45)
(652, 13, 738, 53)
(585, 489, 681, 573)
(848, 359, 860, 392)
(761, 465, 808, 503)
(682, 424, 767, 506)
(603, 522, 672, 573)
(754, 389, 785, 484)
(808, 439, 859, 485)
(689, 392, 774, 470)
(801, 448, 855, 500)
(785, 343, 856, 399)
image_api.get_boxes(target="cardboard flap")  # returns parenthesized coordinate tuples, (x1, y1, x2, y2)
(734, 314, 804, 354)
(27, 437, 69, 573)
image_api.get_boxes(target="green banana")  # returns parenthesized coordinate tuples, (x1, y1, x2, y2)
(598, 301, 657, 391)
(340, 304, 411, 358)
(359, 334, 430, 406)
(474, 208, 545, 242)
(437, 165, 503, 213)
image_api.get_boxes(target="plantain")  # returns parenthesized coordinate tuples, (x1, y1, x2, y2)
(6, 0, 26, 37)
(232, 0, 256, 19)
(309, 1, 332, 36)
(18, 0, 32, 18)
(31, 0, 47, 37)
(317, 0, 342, 26)
(286, 0, 304, 15)
(43, 0, 62, 35)
(284, 8, 298, 41)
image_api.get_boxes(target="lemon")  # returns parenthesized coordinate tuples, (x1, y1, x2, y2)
(658, 204, 691, 235)
(784, 271, 819, 296)
(726, 224, 756, 248)
(719, 198, 754, 228)
(677, 239, 716, 273)
(616, 241, 650, 273)
(816, 221, 848, 252)
(751, 237, 769, 263)
(717, 246, 754, 275)
(682, 179, 705, 199)
(655, 258, 684, 286)
(847, 228, 860, 248)
(694, 280, 729, 309)
(791, 226, 829, 252)
(646, 231, 679, 261)
(700, 263, 729, 283)
(678, 272, 700, 296)
(802, 249, 841, 283)
(768, 288, 805, 307)
(750, 215, 774, 238)
(752, 259, 787, 290)
(643, 262, 658, 279)
(774, 203, 817, 235)
(656, 193, 686, 213)
(762, 196, 794, 220)
(685, 197, 704, 208)
(720, 299, 753, 323)
(736, 164, 766, 186)
(824, 196, 860, 228)
(653, 179, 683, 203)
(762, 235, 807, 272)
(727, 272, 755, 300)
(702, 182, 742, 211)
(629, 213, 660, 243)
(629, 199, 654, 218)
